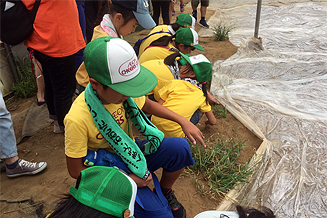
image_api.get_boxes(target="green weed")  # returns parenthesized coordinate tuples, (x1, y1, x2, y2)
(187, 134, 260, 198)
(12, 56, 37, 98)
(213, 23, 233, 41)
(213, 104, 227, 118)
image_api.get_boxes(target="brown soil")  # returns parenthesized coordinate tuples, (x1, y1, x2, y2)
(0, 2, 262, 218)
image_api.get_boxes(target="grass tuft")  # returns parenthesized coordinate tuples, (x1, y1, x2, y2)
(187, 134, 260, 198)
(212, 104, 227, 118)
(213, 23, 233, 41)
(12, 56, 37, 98)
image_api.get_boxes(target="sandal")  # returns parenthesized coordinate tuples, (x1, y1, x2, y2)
(37, 98, 45, 106)
(180, 4, 184, 12)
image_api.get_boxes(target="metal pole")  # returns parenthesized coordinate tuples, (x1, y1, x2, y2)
(254, 0, 262, 38)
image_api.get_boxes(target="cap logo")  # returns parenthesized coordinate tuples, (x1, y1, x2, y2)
(119, 57, 140, 76)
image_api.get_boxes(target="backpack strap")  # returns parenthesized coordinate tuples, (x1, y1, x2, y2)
(144, 45, 179, 53)
(143, 30, 172, 41)
(31, 0, 41, 22)
(135, 172, 168, 209)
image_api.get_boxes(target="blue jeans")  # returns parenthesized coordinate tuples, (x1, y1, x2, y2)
(34, 51, 76, 131)
(0, 90, 18, 159)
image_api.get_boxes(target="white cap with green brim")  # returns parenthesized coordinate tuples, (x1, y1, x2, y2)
(84, 36, 158, 97)
(178, 53, 212, 83)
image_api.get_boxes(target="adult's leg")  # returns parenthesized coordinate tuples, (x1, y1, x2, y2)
(0, 90, 18, 161)
(161, 0, 171, 25)
(85, 1, 100, 43)
(191, 0, 199, 11)
(35, 51, 76, 131)
(200, 0, 209, 18)
(151, 0, 161, 25)
(75, 1, 86, 72)
(191, 0, 200, 21)
(32, 57, 45, 104)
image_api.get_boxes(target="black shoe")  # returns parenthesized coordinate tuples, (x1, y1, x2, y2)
(199, 19, 209, 28)
(163, 189, 186, 218)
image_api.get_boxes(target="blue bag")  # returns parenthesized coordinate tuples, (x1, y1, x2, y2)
(134, 172, 173, 218)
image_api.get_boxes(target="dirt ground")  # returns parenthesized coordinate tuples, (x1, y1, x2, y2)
(0, 2, 262, 218)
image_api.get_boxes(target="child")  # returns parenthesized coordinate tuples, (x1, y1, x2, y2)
(47, 166, 137, 218)
(151, 53, 216, 137)
(142, 52, 220, 111)
(137, 13, 196, 58)
(65, 36, 206, 218)
(76, 0, 156, 89)
(139, 27, 204, 64)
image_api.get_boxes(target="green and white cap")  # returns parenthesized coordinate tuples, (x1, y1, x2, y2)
(84, 36, 157, 97)
(178, 53, 212, 83)
(175, 28, 204, 51)
(69, 166, 137, 218)
(176, 13, 196, 29)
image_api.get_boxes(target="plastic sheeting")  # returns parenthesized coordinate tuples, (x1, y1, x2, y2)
(208, 1, 327, 218)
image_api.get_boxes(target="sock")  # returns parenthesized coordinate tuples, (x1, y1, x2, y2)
(201, 17, 205, 21)
(6, 159, 20, 169)
(161, 186, 171, 195)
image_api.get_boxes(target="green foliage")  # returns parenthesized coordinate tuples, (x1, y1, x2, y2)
(213, 23, 233, 41)
(187, 134, 260, 198)
(213, 104, 227, 118)
(12, 56, 37, 98)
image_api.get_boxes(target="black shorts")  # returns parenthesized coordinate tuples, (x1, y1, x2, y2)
(191, 0, 209, 8)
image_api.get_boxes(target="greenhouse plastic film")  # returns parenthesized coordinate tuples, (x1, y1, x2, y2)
(210, 2, 327, 218)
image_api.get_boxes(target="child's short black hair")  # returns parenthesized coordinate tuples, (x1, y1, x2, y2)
(95, 1, 135, 27)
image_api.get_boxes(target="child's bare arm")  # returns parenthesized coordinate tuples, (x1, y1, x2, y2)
(128, 172, 153, 188)
(207, 91, 220, 104)
(205, 111, 216, 125)
(157, 98, 165, 105)
(66, 156, 87, 179)
(142, 98, 206, 147)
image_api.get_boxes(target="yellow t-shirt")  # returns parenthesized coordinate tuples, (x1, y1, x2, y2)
(141, 60, 174, 100)
(75, 25, 115, 88)
(138, 43, 176, 64)
(64, 92, 146, 158)
(138, 25, 173, 58)
(151, 80, 211, 138)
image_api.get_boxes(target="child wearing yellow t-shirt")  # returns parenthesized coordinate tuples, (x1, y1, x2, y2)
(151, 53, 216, 138)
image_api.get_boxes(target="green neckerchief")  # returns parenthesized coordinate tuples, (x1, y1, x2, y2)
(84, 83, 164, 179)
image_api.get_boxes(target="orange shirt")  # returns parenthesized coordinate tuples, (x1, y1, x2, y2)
(22, 0, 85, 57)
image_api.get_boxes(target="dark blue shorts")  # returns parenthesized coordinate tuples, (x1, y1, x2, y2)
(136, 137, 195, 173)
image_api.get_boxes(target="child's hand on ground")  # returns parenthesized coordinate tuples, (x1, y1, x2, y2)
(207, 92, 221, 105)
(181, 120, 206, 147)
(129, 172, 153, 188)
(205, 119, 216, 125)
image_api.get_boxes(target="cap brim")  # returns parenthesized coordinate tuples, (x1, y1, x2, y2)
(193, 44, 204, 51)
(108, 65, 158, 97)
(133, 11, 156, 29)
